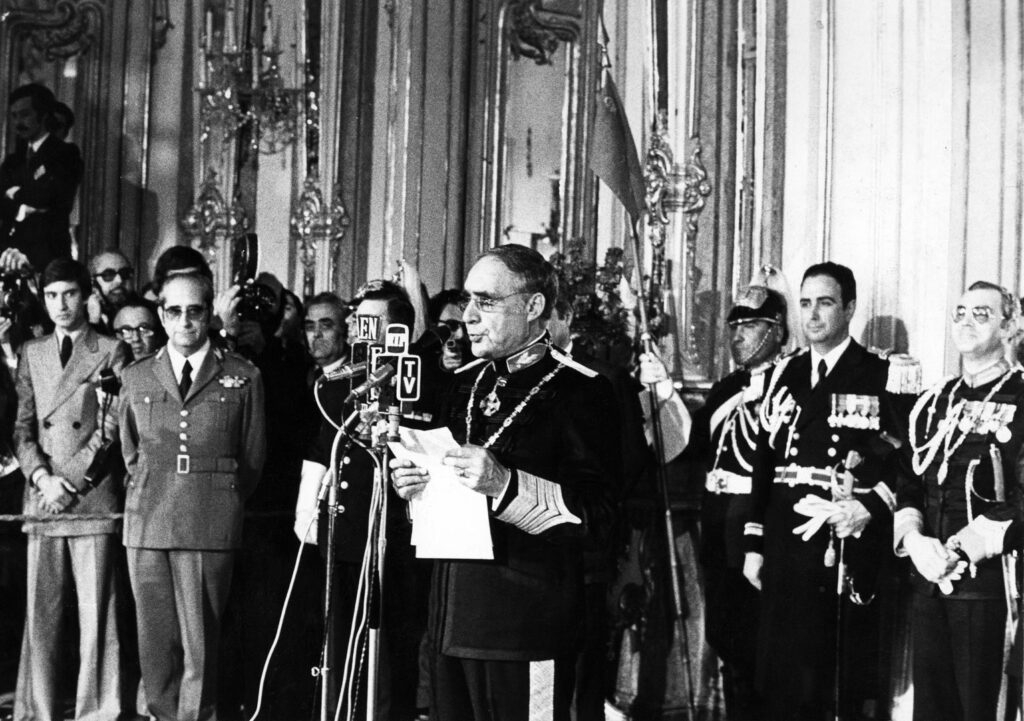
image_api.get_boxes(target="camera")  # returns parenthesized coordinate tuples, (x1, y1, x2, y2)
(0, 270, 34, 323)
(231, 233, 279, 328)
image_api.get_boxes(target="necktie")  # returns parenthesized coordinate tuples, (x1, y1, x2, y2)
(179, 360, 193, 399)
(816, 358, 828, 387)
(26, 144, 34, 166)
(59, 335, 72, 368)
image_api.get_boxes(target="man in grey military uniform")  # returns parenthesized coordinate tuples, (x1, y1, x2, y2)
(119, 271, 266, 721)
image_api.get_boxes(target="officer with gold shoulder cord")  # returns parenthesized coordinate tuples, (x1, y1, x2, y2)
(688, 282, 788, 720)
(894, 281, 1024, 721)
(119, 272, 266, 721)
(742, 262, 920, 721)
(389, 245, 619, 721)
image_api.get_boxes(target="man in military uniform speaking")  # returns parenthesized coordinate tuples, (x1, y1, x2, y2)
(894, 281, 1024, 721)
(687, 283, 788, 720)
(390, 245, 619, 721)
(119, 272, 266, 721)
(742, 262, 918, 720)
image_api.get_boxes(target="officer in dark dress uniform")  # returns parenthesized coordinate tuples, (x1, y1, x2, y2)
(894, 281, 1024, 721)
(742, 262, 919, 721)
(295, 280, 441, 719)
(391, 245, 619, 721)
(687, 284, 788, 720)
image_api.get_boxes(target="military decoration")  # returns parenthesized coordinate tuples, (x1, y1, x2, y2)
(218, 375, 250, 388)
(828, 394, 880, 430)
(480, 376, 508, 417)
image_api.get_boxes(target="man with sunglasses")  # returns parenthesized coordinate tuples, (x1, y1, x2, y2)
(894, 281, 1024, 721)
(743, 262, 920, 720)
(87, 250, 136, 333)
(390, 245, 619, 721)
(119, 272, 265, 721)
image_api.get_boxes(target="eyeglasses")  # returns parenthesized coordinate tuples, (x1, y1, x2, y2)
(115, 324, 155, 340)
(951, 305, 999, 324)
(456, 291, 528, 313)
(161, 305, 208, 322)
(93, 268, 134, 283)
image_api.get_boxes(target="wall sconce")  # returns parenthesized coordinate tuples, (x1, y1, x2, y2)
(290, 173, 349, 297)
(180, 168, 250, 259)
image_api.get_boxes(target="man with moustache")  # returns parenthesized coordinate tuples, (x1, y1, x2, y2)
(743, 262, 919, 720)
(0, 84, 81, 272)
(390, 245, 619, 721)
(13, 258, 126, 721)
(683, 284, 789, 720)
(88, 250, 136, 333)
(894, 281, 1024, 721)
(119, 272, 265, 721)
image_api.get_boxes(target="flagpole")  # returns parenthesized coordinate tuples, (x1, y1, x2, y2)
(628, 213, 697, 720)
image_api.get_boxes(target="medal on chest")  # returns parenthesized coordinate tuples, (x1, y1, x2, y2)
(480, 376, 508, 416)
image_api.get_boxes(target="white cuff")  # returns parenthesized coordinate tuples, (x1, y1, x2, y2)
(893, 507, 924, 556)
(744, 522, 763, 537)
(494, 470, 581, 534)
(294, 460, 327, 544)
(873, 482, 896, 512)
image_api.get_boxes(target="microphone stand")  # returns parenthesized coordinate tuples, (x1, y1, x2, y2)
(628, 219, 696, 719)
(318, 406, 361, 721)
(363, 388, 400, 721)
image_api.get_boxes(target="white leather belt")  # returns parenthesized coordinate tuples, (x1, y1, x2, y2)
(705, 469, 752, 495)
(773, 466, 872, 494)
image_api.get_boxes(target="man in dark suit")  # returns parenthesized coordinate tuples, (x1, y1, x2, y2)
(391, 245, 620, 721)
(13, 258, 126, 721)
(742, 262, 918, 720)
(119, 272, 265, 721)
(0, 84, 82, 273)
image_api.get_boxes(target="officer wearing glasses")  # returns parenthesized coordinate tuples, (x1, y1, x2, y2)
(390, 245, 619, 721)
(894, 281, 1024, 721)
(119, 271, 265, 721)
(88, 250, 136, 333)
(112, 300, 164, 361)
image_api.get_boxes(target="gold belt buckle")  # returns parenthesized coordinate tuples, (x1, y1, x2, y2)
(177, 454, 190, 474)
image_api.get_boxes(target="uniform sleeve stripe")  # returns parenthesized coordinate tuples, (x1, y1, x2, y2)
(744, 522, 763, 537)
(873, 482, 897, 512)
(494, 470, 581, 534)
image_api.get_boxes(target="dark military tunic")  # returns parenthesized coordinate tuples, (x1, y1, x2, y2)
(689, 363, 772, 719)
(894, 363, 1024, 721)
(430, 345, 619, 660)
(744, 340, 914, 720)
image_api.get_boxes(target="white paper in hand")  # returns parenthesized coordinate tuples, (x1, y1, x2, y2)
(388, 426, 493, 559)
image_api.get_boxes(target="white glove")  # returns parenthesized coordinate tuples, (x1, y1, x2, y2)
(951, 516, 1013, 563)
(743, 552, 763, 591)
(294, 460, 328, 544)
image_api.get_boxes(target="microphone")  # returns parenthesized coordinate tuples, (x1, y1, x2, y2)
(99, 367, 121, 396)
(322, 361, 368, 382)
(411, 323, 455, 353)
(82, 368, 122, 494)
(344, 362, 396, 404)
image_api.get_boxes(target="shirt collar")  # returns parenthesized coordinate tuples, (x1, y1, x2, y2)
(55, 324, 85, 347)
(491, 331, 550, 374)
(29, 134, 49, 153)
(166, 339, 211, 381)
(811, 335, 851, 374)
(321, 355, 347, 375)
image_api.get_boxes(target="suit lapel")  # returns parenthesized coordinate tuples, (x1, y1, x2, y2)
(152, 348, 183, 403)
(43, 328, 105, 419)
(184, 348, 222, 404)
(34, 335, 63, 418)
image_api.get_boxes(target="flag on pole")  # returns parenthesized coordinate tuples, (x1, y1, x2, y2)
(589, 66, 646, 224)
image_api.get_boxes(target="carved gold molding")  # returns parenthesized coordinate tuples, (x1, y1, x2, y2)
(505, 0, 578, 65)
(289, 173, 349, 298)
(1, 0, 104, 61)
